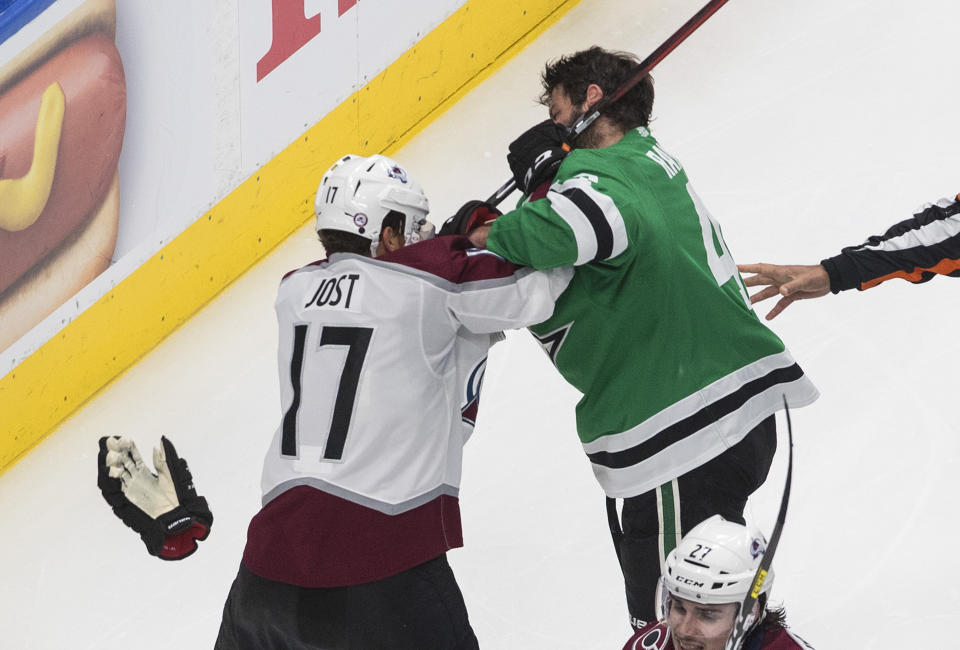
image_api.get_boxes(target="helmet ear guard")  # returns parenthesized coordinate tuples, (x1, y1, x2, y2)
(315, 154, 432, 255)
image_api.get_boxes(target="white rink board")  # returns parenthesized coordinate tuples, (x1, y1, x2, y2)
(1, 0, 465, 370)
(237, 0, 465, 170)
(2, 0, 959, 647)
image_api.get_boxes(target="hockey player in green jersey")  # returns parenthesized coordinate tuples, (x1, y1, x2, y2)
(465, 46, 819, 629)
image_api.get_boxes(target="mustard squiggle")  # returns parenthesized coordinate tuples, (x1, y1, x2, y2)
(0, 82, 66, 232)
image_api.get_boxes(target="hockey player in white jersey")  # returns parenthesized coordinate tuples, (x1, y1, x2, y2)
(214, 154, 571, 649)
(622, 516, 814, 650)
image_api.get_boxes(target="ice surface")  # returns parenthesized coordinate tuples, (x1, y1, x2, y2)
(2, 0, 959, 647)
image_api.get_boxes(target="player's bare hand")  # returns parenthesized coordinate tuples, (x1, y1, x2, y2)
(737, 263, 830, 320)
(468, 224, 491, 249)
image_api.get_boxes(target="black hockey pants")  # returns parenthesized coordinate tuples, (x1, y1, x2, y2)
(214, 553, 479, 650)
(608, 415, 778, 628)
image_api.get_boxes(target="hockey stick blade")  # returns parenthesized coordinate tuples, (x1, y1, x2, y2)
(724, 397, 794, 650)
(486, 0, 733, 206)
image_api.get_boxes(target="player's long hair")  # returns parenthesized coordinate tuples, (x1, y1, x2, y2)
(539, 46, 655, 131)
(758, 594, 788, 631)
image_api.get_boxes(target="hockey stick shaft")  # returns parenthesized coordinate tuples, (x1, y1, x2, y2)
(724, 398, 794, 650)
(486, 0, 733, 206)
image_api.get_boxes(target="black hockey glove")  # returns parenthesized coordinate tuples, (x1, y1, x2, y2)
(506, 119, 572, 195)
(438, 200, 503, 237)
(98, 435, 213, 560)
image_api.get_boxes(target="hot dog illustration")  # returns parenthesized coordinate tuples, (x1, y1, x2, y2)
(0, 0, 125, 352)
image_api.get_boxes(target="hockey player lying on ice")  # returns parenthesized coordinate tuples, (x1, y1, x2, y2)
(622, 515, 814, 650)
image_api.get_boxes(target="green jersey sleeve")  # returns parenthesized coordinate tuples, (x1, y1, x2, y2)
(485, 195, 579, 269)
(487, 153, 631, 270)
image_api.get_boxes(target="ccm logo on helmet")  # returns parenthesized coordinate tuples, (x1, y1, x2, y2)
(676, 576, 705, 588)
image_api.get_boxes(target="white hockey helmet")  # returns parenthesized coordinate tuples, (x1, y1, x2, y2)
(661, 515, 774, 606)
(314, 154, 431, 252)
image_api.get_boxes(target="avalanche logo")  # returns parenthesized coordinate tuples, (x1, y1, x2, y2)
(460, 358, 486, 426)
(749, 537, 765, 559)
(639, 627, 665, 649)
(387, 165, 408, 183)
(352, 212, 368, 228)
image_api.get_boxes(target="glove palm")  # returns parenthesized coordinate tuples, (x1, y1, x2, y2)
(105, 438, 178, 518)
(98, 435, 212, 560)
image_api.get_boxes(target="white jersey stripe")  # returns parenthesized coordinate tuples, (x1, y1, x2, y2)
(583, 349, 819, 496)
(582, 350, 814, 454)
(263, 477, 460, 515)
(590, 378, 815, 497)
(547, 190, 598, 265)
(864, 205, 960, 253)
(548, 175, 629, 265)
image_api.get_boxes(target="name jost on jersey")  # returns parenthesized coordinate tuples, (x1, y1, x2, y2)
(304, 273, 361, 310)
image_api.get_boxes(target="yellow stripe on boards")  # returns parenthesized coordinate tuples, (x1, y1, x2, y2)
(0, 0, 581, 472)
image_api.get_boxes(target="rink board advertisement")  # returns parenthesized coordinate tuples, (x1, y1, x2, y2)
(0, 0, 580, 470)
(0, 0, 466, 364)
(0, 0, 122, 358)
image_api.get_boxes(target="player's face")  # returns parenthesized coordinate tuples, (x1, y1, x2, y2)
(548, 86, 583, 128)
(665, 596, 737, 650)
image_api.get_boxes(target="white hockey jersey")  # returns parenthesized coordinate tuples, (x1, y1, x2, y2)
(242, 236, 571, 586)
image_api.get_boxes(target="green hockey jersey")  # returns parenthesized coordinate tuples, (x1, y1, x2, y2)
(487, 127, 819, 497)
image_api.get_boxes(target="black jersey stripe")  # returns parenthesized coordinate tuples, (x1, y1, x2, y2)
(587, 364, 804, 469)
(561, 187, 614, 261)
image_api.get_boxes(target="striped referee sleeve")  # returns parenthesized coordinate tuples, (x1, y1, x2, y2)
(546, 175, 628, 266)
(822, 194, 960, 291)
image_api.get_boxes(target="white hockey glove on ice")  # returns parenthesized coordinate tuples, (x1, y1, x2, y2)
(97, 435, 212, 560)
